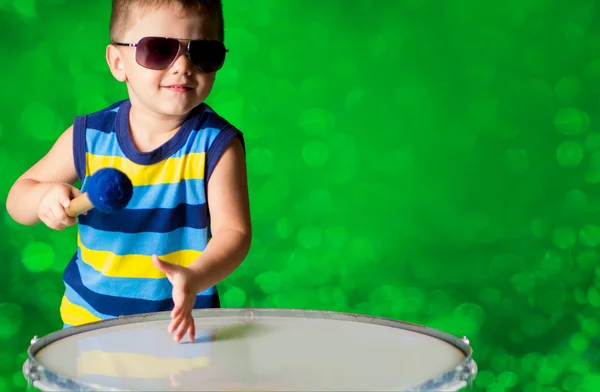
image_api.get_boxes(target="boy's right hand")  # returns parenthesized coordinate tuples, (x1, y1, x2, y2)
(38, 183, 83, 230)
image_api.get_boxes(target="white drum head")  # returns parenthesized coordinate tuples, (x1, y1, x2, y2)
(24, 309, 477, 391)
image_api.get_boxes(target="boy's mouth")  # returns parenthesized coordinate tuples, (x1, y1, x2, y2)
(162, 84, 193, 92)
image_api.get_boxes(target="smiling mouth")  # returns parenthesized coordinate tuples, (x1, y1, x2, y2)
(163, 85, 193, 92)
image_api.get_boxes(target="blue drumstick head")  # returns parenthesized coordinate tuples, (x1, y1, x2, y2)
(87, 168, 133, 213)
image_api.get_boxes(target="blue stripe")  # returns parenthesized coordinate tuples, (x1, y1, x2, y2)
(74, 252, 215, 300)
(63, 255, 217, 317)
(64, 283, 116, 319)
(78, 225, 208, 256)
(78, 203, 208, 233)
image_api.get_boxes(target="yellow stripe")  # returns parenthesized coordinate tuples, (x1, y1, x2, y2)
(77, 351, 208, 378)
(78, 235, 202, 279)
(85, 152, 206, 186)
(60, 296, 102, 326)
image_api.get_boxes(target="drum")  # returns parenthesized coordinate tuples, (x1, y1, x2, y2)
(23, 308, 477, 391)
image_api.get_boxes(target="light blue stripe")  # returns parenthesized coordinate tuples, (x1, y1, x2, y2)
(75, 252, 171, 300)
(126, 180, 206, 209)
(85, 126, 224, 159)
(177, 126, 223, 159)
(78, 225, 208, 256)
(73, 253, 215, 301)
(86, 128, 124, 158)
(64, 283, 115, 320)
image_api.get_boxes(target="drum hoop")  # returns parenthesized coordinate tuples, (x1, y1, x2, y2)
(24, 308, 478, 391)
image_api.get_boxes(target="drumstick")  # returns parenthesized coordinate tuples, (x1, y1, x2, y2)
(66, 168, 133, 217)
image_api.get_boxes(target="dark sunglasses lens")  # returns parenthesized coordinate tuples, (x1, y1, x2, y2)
(137, 37, 180, 70)
(188, 40, 227, 72)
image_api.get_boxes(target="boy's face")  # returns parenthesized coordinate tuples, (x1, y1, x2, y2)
(107, 5, 221, 118)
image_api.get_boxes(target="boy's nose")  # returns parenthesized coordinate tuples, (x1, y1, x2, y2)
(170, 50, 194, 74)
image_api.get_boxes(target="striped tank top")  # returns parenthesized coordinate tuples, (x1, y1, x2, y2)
(60, 99, 244, 328)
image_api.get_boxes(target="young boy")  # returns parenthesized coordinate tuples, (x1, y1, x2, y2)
(6, 0, 251, 344)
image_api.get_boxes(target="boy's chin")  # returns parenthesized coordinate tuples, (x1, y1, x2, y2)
(152, 100, 203, 117)
(129, 90, 204, 117)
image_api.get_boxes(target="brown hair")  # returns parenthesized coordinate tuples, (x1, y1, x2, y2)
(110, 0, 224, 42)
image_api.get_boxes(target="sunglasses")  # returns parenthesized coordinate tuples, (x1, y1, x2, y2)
(112, 36, 229, 73)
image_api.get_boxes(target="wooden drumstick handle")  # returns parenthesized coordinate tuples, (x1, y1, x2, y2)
(65, 193, 93, 218)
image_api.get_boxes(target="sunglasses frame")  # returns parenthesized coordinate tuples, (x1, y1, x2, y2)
(111, 36, 229, 73)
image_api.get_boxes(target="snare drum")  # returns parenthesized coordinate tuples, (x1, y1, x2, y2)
(23, 308, 477, 391)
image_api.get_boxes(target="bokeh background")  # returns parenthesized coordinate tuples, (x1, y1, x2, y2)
(1, 0, 599, 391)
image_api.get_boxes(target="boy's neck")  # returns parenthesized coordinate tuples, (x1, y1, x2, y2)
(127, 104, 188, 152)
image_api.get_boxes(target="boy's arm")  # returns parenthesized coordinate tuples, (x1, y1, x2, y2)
(189, 136, 252, 289)
(6, 125, 79, 226)
(151, 136, 251, 343)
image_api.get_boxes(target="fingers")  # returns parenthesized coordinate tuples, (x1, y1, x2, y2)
(40, 212, 66, 231)
(152, 255, 179, 280)
(171, 302, 184, 319)
(169, 298, 196, 343)
(52, 199, 77, 227)
(169, 300, 191, 334)
(188, 317, 196, 343)
(42, 208, 68, 230)
(39, 184, 80, 230)
(70, 186, 83, 198)
(161, 264, 199, 344)
(173, 316, 188, 343)
(58, 190, 79, 223)
(172, 314, 195, 344)
(168, 307, 184, 334)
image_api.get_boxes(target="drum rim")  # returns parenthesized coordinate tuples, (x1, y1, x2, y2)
(23, 307, 478, 391)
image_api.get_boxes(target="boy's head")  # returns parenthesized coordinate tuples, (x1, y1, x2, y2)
(106, 0, 226, 119)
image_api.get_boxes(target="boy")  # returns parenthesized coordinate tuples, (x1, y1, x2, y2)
(6, 0, 251, 344)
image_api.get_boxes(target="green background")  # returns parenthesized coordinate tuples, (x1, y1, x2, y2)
(0, 0, 599, 391)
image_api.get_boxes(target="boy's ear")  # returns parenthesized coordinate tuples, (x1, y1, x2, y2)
(106, 44, 127, 82)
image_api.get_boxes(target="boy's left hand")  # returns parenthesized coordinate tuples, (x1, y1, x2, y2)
(152, 255, 200, 343)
